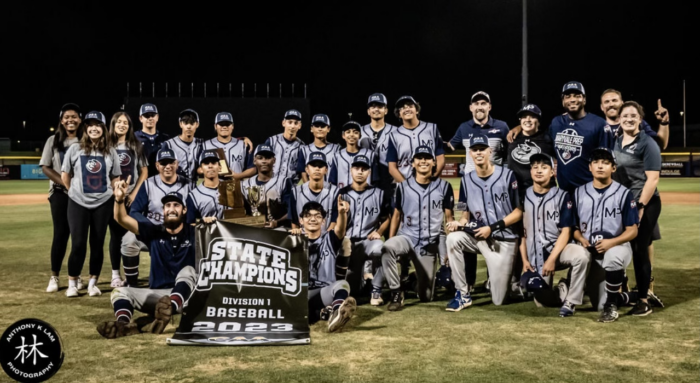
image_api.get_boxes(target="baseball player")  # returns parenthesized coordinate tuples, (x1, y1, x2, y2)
(337, 154, 392, 304)
(518, 153, 590, 317)
(447, 91, 510, 174)
(240, 144, 292, 229)
(444, 134, 522, 311)
(381, 146, 454, 311)
(264, 109, 305, 187)
(122, 148, 192, 287)
(134, 103, 170, 177)
(201, 112, 256, 181)
(297, 114, 340, 183)
(290, 200, 357, 332)
(98, 181, 213, 339)
(288, 152, 339, 234)
(186, 149, 229, 223)
(572, 147, 639, 322)
(329, 121, 376, 189)
(386, 95, 446, 182)
(361, 93, 399, 192)
(161, 109, 203, 187)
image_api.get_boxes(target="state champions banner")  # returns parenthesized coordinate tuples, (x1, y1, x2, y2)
(167, 221, 310, 346)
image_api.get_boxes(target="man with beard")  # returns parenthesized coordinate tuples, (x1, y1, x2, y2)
(186, 149, 228, 223)
(240, 144, 292, 229)
(135, 103, 170, 177)
(161, 109, 203, 187)
(97, 178, 215, 339)
(600, 89, 669, 150)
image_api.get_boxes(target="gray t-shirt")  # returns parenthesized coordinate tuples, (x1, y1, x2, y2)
(613, 130, 661, 200)
(40, 135, 79, 196)
(61, 143, 121, 208)
(114, 142, 148, 194)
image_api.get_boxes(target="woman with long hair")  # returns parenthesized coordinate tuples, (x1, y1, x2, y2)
(106, 111, 148, 287)
(60, 111, 122, 297)
(40, 103, 83, 293)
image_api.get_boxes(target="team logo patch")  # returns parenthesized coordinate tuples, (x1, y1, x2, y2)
(119, 152, 132, 166)
(604, 125, 612, 133)
(626, 144, 637, 154)
(85, 159, 102, 173)
(489, 129, 499, 134)
(0, 318, 64, 383)
(512, 181, 518, 190)
(554, 128, 584, 165)
(511, 141, 541, 165)
(567, 201, 573, 209)
(631, 200, 637, 209)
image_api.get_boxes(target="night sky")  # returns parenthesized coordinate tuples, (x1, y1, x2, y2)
(5, 1, 693, 147)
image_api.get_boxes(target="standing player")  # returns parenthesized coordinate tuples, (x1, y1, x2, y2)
(161, 109, 203, 187)
(338, 154, 392, 304)
(98, 181, 212, 339)
(186, 149, 228, 223)
(297, 114, 340, 183)
(446, 91, 510, 174)
(122, 148, 192, 287)
(290, 200, 357, 333)
(572, 147, 639, 322)
(361, 93, 399, 194)
(42, 103, 82, 293)
(519, 153, 590, 317)
(444, 135, 522, 311)
(329, 121, 376, 188)
(201, 112, 256, 181)
(265, 109, 305, 187)
(240, 144, 292, 229)
(135, 103, 169, 177)
(288, 152, 339, 234)
(381, 146, 454, 311)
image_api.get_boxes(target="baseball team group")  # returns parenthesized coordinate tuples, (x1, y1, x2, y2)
(39, 80, 671, 338)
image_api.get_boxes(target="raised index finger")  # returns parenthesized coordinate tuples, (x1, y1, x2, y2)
(657, 99, 663, 108)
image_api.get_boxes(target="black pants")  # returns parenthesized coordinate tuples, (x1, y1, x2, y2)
(67, 197, 113, 277)
(632, 194, 661, 299)
(108, 216, 128, 271)
(48, 189, 71, 274)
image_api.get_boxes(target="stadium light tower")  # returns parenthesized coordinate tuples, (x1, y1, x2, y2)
(522, 0, 528, 106)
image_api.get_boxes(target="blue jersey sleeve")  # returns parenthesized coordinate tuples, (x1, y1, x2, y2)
(458, 177, 468, 206)
(329, 188, 339, 224)
(185, 195, 198, 224)
(508, 172, 519, 210)
(328, 162, 338, 185)
(443, 183, 454, 210)
(394, 187, 403, 213)
(641, 120, 657, 138)
(263, 137, 272, 146)
(621, 192, 639, 227)
(386, 138, 398, 164)
(558, 193, 575, 229)
(245, 151, 255, 170)
(136, 220, 159, 244)
(434, 127, 446, 156)
(129, 185, 150, 223)
(327, 230, 342, 255)
(288, 189, 299, 226)
(379, 189, 392, 221)
(449, 125, 464, 148)
(296, 150, 306, 174)
(599, 123, 615, 150)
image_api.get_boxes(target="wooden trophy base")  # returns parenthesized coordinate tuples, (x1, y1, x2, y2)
(222, 210, 267, 228)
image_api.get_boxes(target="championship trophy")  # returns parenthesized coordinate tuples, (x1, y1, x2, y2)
(246, 185, 265, 217)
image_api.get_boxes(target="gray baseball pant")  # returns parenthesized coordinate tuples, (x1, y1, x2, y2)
(345, 239, 384, 294)
(584, 243, 633, 311)
(381, 235, 438, 302)
(110, 266, 197, 316)
(540, 244, 591, 306)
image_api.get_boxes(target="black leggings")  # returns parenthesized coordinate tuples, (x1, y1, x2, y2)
(67, 197, 113, 277)
(108, 216, 128, 271)
(632, 194, 661, 299)
(48, 190, 71, 274)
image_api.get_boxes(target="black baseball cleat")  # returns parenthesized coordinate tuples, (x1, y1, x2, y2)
(598, 303, 619, 323)
(627, 300, 653, 316)
(387, 290, 404, 311)
(97, 320, 141, 339)
(320, 306, 333, 321)
(647, 291, 665, 308)
(150, 296, 173, 334)
(328, 297, 357, 332)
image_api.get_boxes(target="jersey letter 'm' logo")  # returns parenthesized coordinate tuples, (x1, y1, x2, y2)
(432, 200, 443, 209)
(364, 206, 379, 215)
(604, 207, 621, 217)
(494, 192, 509, 203)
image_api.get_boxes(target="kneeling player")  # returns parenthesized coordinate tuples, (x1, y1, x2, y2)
(573, 148, 639, 323)
(519, 153, 591, 317)
(97, 177, 215, 338)
(290, 199, 356, 332)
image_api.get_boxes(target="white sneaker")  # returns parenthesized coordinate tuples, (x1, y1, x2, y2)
(110, 277, 124, 288)
(66, 286, 79, 297)
(46, 276, 59, 293)
(76, 276, 84, 290)
(88, 285, 102, 297)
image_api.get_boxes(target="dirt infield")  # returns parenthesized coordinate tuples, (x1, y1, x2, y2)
(661, 192, 700, 205)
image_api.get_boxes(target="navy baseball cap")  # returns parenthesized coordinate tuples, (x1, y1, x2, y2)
(589, 147, 616, 165)
(200, 149, 220, 165)
(530, 153, 554, 168)
(395, 95, 418, 108)
(471, 91, 491, 103)
(84, 111, 106, 125)
(520, 270, 548, 290)
(161, 192, 184, 206)
(311, 114, 330, 126)
(587, 231, 615, 257)
(59, 103, 81, 119)
(284, 109, 302, 120)
(307, 152, 327, 167)
(342, 121, 362, 132)
(517, 104, 542, 118)
(140, 103, 158, 116)
(367, 93, 388, 106)
(215, 112, 233, 124)
(469, 134, 490, 149)
(412, 145, 435, 160)
(562, 81, 586, 96)
(254, 144, 275, 157)
(179, 109, 199, 123)
(156, 148, 176, 163)
(351, 155, 371, 168)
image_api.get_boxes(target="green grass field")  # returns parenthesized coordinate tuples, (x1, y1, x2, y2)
(1, 179, 699, 382)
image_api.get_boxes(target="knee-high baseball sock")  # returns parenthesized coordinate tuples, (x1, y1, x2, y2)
(114, 300, 134, 323)
(123, 254, 140, 286)
(605, 270, 625, 306)
(332, 289, 349, 311)
(170, 281, 192, 314)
